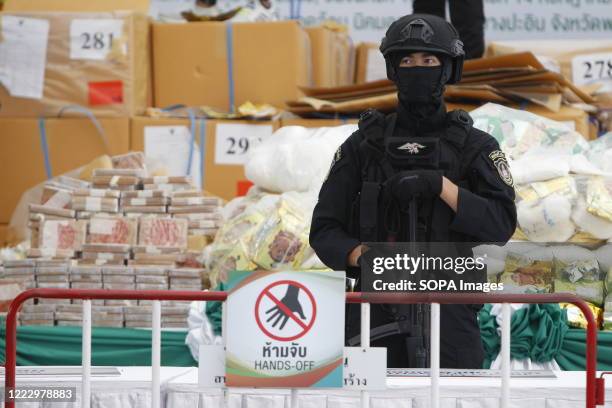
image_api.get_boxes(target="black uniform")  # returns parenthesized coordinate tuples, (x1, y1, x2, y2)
(309, 14, 517, 369)
(413, 0, 486, 59)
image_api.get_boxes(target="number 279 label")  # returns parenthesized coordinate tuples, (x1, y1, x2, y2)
(572, 52, 612, 90)
(70, 19, 124, 60)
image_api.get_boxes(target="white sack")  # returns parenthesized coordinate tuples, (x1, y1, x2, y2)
(244, 124, 357, 194)
(517, 193, 575, 242)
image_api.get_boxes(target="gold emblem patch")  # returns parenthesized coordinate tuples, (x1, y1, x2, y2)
(489, 150, 514, 187)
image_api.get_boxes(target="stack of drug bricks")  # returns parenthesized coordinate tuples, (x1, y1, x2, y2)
(5, 152, 224, 328)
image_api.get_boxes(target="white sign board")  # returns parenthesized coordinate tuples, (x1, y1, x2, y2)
(198, 345, 226, 388)
(343, 347, 387, 390)
(225, 271, 345, 388)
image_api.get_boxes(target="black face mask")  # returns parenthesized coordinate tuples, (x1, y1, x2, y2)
(395, 66, 444, 105)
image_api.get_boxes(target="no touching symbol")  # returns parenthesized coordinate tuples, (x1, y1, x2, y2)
(254, 280, 317, 342)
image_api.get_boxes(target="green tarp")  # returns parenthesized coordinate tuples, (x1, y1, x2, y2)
(0, 325, 196, 366)
(479, 304, 612, 370)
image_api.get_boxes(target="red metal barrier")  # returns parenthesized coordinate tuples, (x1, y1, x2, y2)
(3, 289, 603, 408)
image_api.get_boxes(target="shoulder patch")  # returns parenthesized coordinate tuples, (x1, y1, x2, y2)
(488, 150, 514, 187)
(324, 147, 343, 181)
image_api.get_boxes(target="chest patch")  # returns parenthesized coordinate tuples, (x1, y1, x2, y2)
(489, 150, 514, 187)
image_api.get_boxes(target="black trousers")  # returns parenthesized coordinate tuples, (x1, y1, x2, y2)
(413, 0, 485, 59)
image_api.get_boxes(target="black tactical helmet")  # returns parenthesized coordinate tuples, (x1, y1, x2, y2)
(380, 14, 465, 84)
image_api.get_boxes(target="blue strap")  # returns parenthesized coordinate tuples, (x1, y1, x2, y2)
(38, 117, 53, 180)
(185, 108, 197, 177)
(58, 105, 109, 154)
(289, 0, 295, 19)
(160, 104, 186, 113)
(199, 119, 207, 189)
(225, 22, 236, 113)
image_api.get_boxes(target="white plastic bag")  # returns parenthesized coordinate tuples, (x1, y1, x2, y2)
(244, 124, 357, 194)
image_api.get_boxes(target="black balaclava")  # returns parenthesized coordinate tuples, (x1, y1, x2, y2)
(391, 53, 451, 131)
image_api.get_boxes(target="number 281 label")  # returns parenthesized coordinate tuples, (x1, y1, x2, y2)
(572, 52, 612, 92)
(70, 19, 124, 61)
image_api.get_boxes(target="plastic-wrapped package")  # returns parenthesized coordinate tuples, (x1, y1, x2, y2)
(585, 177, 612, 224)
(572, 197, 612, 240)
(560, 302, 603, 330)
(249, 194, 312, 270)
(244, 124, 356, 194)
(470, 103, 589, 160)
(473, 244, 507, 279)
(585, 132, 612, 174)
(517, 193, 575, 242)
(510, 152, 570, 184)
(552, 245, 604, 306)
(499, 251, 554, 294)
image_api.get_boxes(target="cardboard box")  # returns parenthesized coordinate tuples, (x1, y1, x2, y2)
(355, 42, 386, 84)
(281, 118, 358, 128)
(446, 102, 591, 140)
(486, 40, 612, 94)
(131, 117, 280, 200)
(152, 21, 311, 110)
(0, 118, 130, 222)
(306, 27, 355, 88)
(0, 11, 150, 117)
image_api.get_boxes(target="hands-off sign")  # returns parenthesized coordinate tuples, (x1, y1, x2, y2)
(226, 271, 345, 387)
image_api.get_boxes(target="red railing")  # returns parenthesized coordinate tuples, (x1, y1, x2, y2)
(2, 289, 604, 408)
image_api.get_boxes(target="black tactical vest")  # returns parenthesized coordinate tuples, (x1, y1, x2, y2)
(347, 108, 486, 244)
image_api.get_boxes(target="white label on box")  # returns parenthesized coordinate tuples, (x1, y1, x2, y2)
(0, 15, 50, 99)
(214, 124, 274, 166)
(572, 52, 612, 92)
(198, 345, 226, 388)
(343, 347, 387, 390)
(365, 48, 387, 83)
(70, 19, 124, 61)
(144, 126, 201, 188)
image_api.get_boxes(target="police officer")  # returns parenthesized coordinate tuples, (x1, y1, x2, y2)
(309, 14, 517, 369)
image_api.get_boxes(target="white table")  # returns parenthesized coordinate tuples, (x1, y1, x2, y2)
(4, 367, 612, 408)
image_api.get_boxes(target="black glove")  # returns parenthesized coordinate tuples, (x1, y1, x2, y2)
(386, 170, 442, 202)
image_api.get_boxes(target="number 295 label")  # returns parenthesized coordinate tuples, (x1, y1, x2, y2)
(70, 19, 124, 60)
